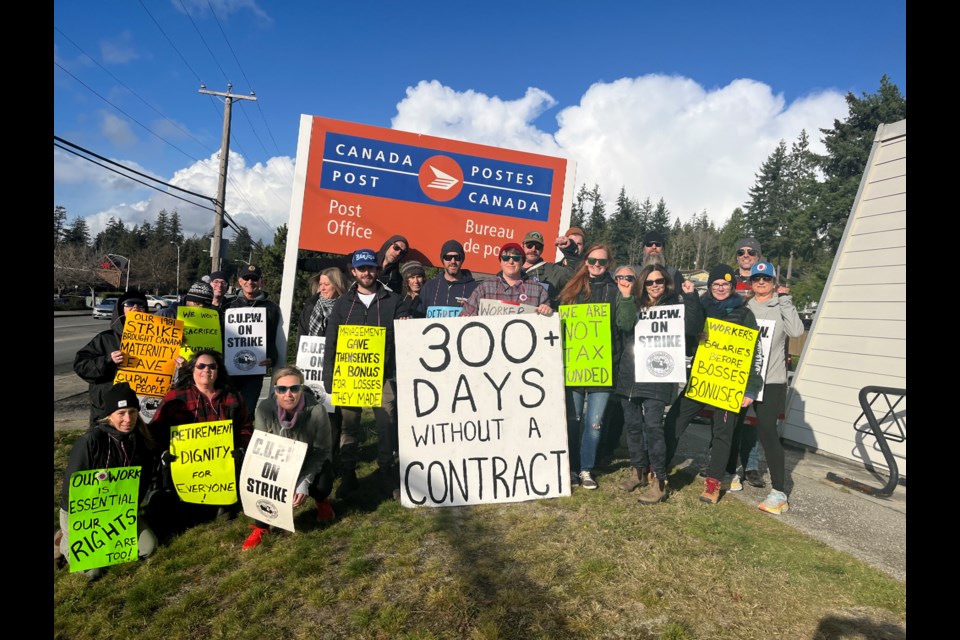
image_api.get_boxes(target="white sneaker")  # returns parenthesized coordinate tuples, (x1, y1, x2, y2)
(722, 473, 743, 492)
(579, 470, 598, 490)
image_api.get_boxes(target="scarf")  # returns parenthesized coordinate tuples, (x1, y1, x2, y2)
(277, 392, 306, 431)
(307, 294, 336, 336)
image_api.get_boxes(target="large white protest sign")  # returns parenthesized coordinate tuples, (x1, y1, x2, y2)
(396, 314, 570, 507)
(296, 335, 335, 413)
(478, 299, 538, 316)
(224, 308, 267, 376)
(633, 304, 687, 383)
(239, 432, 308, 532)
(755, 318, 775, 402)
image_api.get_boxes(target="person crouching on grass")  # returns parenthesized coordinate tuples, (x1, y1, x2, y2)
(55, 382, 158, 580)
(242, 366, 335, 550)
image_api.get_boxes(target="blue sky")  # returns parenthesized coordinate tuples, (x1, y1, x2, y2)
(54, 1, 906, 245)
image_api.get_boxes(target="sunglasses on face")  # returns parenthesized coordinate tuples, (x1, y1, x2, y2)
(123, 301, 145, 308)
(195, 362, 219, 370)
(500, 254, 523, 263)
(274, 384, 303, 394)
(737, 248, 758, 257)
(586, 257, 608, 266)
(615, 275, 636, 283)
(645, 277, 666, 287)
(392, 243, 407, 253)
(751, 275, 774, 283)
(240, 275, 260, 281)
(523, 242, 543, 250)
(442, 254, 463, 262)
(645, 242, 663, 248)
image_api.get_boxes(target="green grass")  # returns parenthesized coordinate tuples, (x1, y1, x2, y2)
(54, 425, 906, 640)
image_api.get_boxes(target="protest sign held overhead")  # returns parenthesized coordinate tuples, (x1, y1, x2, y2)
(239, 432, 308, 533)
(169, 420, 237, 505)
(67, 467, 141, 572)
(224, 308, 267, 376)
(633, 304, 687, 384)
(115, 310, 183, 397)
(686, 317, 758, 411)
(559, 303, 612, 386)
(330, 325, 386, 407)
(288, 116, 576, 274)
(177, 307, 222, 360)
(396, 314, 570, 507)
(296, 335, 335, 413)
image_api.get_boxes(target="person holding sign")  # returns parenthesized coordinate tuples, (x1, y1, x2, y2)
(242, 367, 336, 550)
(56, 383, 158, 580)
(744, 261, 804, 515)
(615, 265, 702, 504)
(459, 243, 553, 317)
(74, 289, 151, 428)
(419, 239, 479, 316)
(149, 350, 253, 522)
(557, 244, 621, 490)
(323, 248, 403, 500)
(662, 265, 764, 505)
(398, 260, 427, 319)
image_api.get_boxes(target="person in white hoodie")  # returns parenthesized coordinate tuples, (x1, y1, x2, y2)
(743, 261, 805, 514)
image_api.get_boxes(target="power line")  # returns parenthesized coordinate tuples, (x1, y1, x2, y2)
(177, 0, 229, 84)
(137, 0, 203, 84)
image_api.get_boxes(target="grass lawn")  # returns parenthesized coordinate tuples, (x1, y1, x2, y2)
(54, 424, 906, 640)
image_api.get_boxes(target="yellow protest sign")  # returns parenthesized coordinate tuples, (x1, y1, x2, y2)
(331, 325, 386, 407)
(169, 420, 237, 505)
(115, 311, 184, 397)
(559, 303, 612, 386)
(177, 307, 222, 360)
(686, 317, 758, 411)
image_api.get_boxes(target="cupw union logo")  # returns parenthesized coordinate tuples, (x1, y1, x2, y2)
(418, 155, 463, 202)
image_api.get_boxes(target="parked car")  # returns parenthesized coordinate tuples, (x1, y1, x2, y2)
(145, 295, 169, 311)
(93, 298, 117, 320)
(162, 295, 181, 305)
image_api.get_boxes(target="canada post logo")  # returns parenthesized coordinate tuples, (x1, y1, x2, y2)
(320, 133, 553, 222)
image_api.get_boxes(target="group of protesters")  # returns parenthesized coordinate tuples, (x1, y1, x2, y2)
(59, 228, 803, 577)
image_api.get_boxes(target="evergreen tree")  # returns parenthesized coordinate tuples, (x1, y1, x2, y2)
(62, 217, 91, 247)
(636, 197, 653, 237)
(570, 184, 590, 230)
(54, 205, 68, 247)
(743, 140, 791, 262)
(609, 186, 637, 264)
(649, 198, 671, 235)
(585, 184, 608, 246)
(718, 207, 749, 260)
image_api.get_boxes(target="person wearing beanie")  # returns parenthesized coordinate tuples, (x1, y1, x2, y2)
(520, 230, 579, 309)
(157, 281, 216, 319)
(420, 239, 478, 315)
(73, 289, 151, 427)
(459, 242, 553, 317)
(398, 260, 427, 319)
(206, 271, 230, 309)
(661, 264, 765, 505)
(56, 382, 159, 579)
(733, 237, 762, 294)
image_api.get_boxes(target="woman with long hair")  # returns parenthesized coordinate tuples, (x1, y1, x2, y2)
(615, 264, 702, 504)
(557, 244, 621, 490)
(398, 260, 426, 318)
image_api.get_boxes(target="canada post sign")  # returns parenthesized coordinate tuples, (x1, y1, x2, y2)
(292, 116, 574, 273)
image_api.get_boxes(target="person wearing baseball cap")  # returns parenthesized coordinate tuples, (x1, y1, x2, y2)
(419, 239, 478, 316)
(520, 229, 579, 309)
(661, 264, 765, 506)
(226, 263, 285, 415)
(73, 288, 151, 427)
(322, 248, 404, 502)
(56, 382, 158, 579)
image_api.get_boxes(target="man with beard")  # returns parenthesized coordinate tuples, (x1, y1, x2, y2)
(520, 230, 579, 309)
(419, 239, 478, 316)
(733, 237, 762, 295)
(637, 230, 684, 289)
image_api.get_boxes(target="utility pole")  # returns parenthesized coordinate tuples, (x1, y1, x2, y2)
(199, 83, 256, 274)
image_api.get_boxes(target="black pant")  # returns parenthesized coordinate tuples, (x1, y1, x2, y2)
(339, 379, 398, 479)
(731, 384, 787, 492)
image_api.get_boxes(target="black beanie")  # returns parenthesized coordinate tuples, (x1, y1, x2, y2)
(101, 382, 140, 418)
(185, 281, 214, 306)
(707, 264, 736, 285)
(643, 230, 666, 246)
(440, 239, 465, 260)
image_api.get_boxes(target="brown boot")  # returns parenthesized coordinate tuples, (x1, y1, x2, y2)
(699, 477, 721, 504)
(620, 467, 647, 492)
(637, 477, 668, 504)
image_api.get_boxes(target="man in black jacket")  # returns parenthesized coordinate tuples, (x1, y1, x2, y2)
(419, 239, 478, 316)
(323, 248, 403, 500)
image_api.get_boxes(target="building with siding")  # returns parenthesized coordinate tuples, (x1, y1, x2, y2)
(780, 119, 906, 476)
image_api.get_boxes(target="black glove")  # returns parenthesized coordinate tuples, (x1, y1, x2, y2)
(160, 450, 177, 465)
(232, 447, 245, 460)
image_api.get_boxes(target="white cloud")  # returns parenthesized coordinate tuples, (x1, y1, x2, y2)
(100, 112, 138, 147)
(100, 31, 139, 64)
(393, 75, 849, 227)
(177, 0, 272, 24)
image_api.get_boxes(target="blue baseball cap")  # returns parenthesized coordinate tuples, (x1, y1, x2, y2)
(750, 261, 776, 277)
(351, 248, 378, 268)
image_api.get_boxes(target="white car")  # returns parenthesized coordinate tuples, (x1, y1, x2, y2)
(145, 295, 170, 311)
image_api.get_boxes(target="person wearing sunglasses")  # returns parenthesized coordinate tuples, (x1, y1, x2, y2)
(226, 263, 284, 417)
(556, 244, 621, 490)
(519, 230, 579, 309)
(661, 264, 764, 505)
(149, 349, 254, 528)
(733, 237, 762, 294)
(420, 239, 478, 315)
(322, 248, 404, 502)
(639, 230, 685, 290)
(373, 234, 410, 294)
(615, 265, 702, 504)
(241, 366, 335, 550)
(459, 242, 553, 317)
(741, 262, 804, 515)
(74, 288, 152, 427)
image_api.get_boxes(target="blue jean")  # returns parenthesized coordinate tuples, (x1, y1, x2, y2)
(566, 390, 611, 473)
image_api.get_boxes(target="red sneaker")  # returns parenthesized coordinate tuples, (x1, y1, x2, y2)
(242, 525, 269, 550)
(316, 499, 336, 523)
